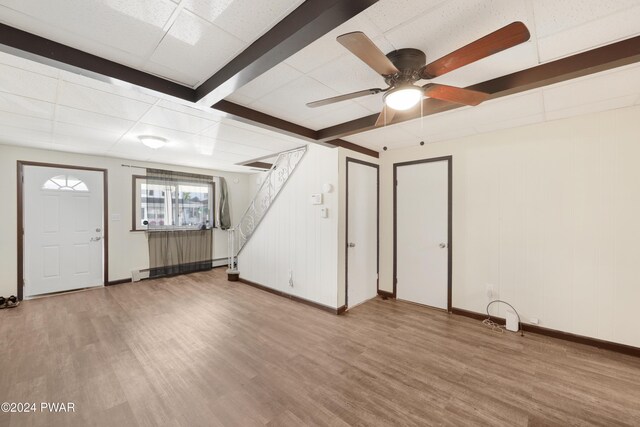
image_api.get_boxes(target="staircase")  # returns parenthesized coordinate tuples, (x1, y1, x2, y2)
(227, 146, 307, 274)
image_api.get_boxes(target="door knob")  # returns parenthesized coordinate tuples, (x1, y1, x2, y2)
(439, 243, 447, 248)
(348, 242, 356, 248)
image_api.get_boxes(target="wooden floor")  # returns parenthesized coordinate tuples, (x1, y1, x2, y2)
(1, 269, 639, 426)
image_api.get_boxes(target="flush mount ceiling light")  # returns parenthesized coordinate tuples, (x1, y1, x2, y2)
(383, 85, 423, 111)
(138, 135, 167, 149)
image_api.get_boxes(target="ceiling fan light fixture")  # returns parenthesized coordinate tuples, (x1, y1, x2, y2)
(138, 135, 167, 149)
(383, 86, 423, 111)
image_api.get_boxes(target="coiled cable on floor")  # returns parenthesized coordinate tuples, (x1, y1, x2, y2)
(484, 300, 524, 337)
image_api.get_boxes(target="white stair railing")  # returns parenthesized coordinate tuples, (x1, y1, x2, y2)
(228, 146, 307, 273)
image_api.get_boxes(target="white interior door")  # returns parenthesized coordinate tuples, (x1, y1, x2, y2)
(347, 160, 378, 308)
(24, 166, 104, 297)
(396, 159, 449, 309)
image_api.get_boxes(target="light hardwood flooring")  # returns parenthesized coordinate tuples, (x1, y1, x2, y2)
(1, 268, 639, 426)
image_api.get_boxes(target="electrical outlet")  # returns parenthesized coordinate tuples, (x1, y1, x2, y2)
(486, 284, 494, 299)
(530, 317, 539, 325)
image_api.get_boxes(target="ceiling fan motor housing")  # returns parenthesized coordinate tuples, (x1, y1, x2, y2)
(385, 48, 426, 85)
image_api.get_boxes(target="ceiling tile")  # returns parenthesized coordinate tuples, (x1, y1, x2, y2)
(343, 122, 417, 149)
(0, 50, 60, 78)
(532, 0, 638, 38)
(0, 125, 52, 146)
(53, 122, 124, 146)
(0, 0, 175, 58)
(61, 72, 160, 105)
(284, 13, 386, 74)
(190, 134, 273, 158)
(55, 106, 134, 134)
(364, 0, 448, 33)
(474, 113, 545, 134)
(142, 60, 201, 88)
(0, 110, 53, 133)
(0, 63, 58, 102)
(57, 81, 154, 121)
(537, 4, 640, 62)
(140, 105, 218, 134)
(383, 0, 532, 68)
(249, 75, 339, 122)
(232, 63, 303, 102)
(301, 102, 372, 131)
(148, 10, 245, 86)
(156, 99, 225, 121)
(308, 52, 387, 95)
(184, 0, 304, 43)
(542, 64, 640, 112)
(202, 120, 302, 153)
(545, 95, 638, 122)
(0, 92, 55, 119)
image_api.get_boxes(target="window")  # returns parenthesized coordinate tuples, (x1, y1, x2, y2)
(42, 175, 89, 192)
(133, 174, 214, 231)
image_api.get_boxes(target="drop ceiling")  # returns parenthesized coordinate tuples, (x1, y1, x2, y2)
(0, 0, 638, 165)
(226, 0, 640, 146)
(0, 50, 305, 171)
(0, 0, 305, 87)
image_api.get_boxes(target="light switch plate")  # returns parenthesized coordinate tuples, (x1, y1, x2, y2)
(310, 193, 323, 205)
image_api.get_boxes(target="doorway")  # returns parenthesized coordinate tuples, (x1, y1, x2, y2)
(394, 156, 451, 310)
(18, 162, 108, 299)
(346, 158, 379, 309)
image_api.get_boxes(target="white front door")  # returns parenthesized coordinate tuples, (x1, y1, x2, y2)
(396, 159, 449, 310)
(23, 166, 104, 297)
(347, 160, 378, 308)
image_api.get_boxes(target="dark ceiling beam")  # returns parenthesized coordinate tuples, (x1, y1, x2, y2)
(316, 35, 640, 141)
(194, 0, 378, 105)
(0, 23, 194, 101)
(212, 100, 379, 158)
(244, 162, 273, 170)
(212, 100, 317, 141)
(0, 22, 380, 157)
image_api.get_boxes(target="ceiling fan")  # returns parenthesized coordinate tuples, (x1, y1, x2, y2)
(306, 22, 530, 126)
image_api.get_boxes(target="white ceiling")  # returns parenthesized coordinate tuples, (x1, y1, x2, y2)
(226, 0, 640, 133)
(344, 62, 640, 151)
(0, 0, 305, 87)
(0, 51, 305, 171)
(0, 0, 639, 165)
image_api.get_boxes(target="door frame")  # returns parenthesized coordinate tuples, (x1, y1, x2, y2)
(17, 161, 109, 300)
(345, 157, 379, 308)
(393, 155, 452, 311)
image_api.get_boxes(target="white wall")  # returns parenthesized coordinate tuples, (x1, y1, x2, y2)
(379, 105, 640, 347)
(238, 144, 340, 309)
(0, 144, 252, 297)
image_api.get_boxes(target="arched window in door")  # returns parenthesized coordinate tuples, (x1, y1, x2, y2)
(42, 174, 89, 192)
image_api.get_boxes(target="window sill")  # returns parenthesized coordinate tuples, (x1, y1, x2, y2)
(130, 228, 217, 232)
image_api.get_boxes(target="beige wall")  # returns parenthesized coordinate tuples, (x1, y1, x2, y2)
(239, 144, 340, 308)
(0, 144, 252, 297)
(378, 105, 640, 347)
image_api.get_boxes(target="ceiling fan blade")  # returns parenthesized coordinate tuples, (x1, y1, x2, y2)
(337, 32, 399, 76)
(306, 88, 385, 108)
(375, 105, 396, 127)
(422, 21, 530, 79)
(423, 83, 489, 106)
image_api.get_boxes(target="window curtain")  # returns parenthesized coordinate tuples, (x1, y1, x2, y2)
(216, 176, 231, 230)
(145, 168, 213, 278)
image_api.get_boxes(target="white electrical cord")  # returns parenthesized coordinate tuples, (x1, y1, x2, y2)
(483, 299, 524, 336)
